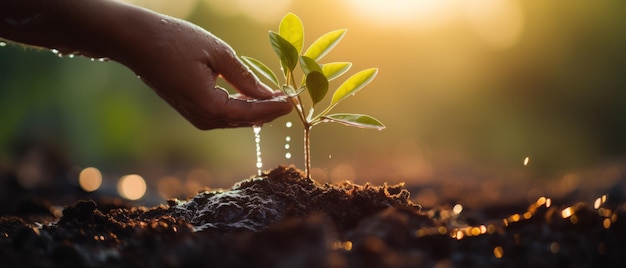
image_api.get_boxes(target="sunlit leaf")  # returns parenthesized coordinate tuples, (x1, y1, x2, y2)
(323, 113, 385, 130)
(303, 29, 347, 61)
(331, 68, 378, 106)
(322, 62, 352, 81)
(306, 71, 328, 105)
(241, 56, 280, 88)
(269, 31, 298, 71)
(299, 56, 322, 75)
(282, 84, 306, 97)
(279, 13, 304, 53)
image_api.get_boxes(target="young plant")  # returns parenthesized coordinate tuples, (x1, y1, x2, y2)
(242, 13, 384, 178)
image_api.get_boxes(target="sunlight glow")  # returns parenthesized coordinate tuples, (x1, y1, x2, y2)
(117, 174, 147, 200)
(463, 0, 525, 49)
(344, 0, 457, 30)
(78, 167, 102, 192)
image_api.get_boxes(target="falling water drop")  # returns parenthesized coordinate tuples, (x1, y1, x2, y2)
(284, 134, 292, 160)
(253, 125, 263, 176)
(284, 121, 293, 160)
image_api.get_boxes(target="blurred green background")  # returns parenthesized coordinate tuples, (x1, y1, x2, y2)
(1, 0, 626, 199)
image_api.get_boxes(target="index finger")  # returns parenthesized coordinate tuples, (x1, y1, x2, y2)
(210, 41, 275, 100)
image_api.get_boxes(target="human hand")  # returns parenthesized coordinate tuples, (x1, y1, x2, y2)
(114, 12, 292, 130)
(0, 0, 293, 129)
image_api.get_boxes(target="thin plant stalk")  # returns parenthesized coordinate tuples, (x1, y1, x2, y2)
(303, 125, 312, 178)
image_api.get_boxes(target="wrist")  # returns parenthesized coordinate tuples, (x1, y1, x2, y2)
(0, 0, 163, 62)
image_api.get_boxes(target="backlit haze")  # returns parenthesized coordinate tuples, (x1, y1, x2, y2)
(1, 0, 625, 203)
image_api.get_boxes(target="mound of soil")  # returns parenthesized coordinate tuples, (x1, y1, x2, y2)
(1, 165, 626, 267)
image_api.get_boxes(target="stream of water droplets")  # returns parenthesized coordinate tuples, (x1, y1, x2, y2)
(253, 125, 263, 176)
(285, 121, 292, 159)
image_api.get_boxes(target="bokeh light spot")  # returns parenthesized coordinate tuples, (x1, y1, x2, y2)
(117, 174, 147, 200)
(78, 167, 102, 192)
(494, 246, 504, 258)
(157, 176, 183, 199)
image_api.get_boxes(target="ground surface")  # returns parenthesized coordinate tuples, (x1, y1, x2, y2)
(1, 165, 626, 267)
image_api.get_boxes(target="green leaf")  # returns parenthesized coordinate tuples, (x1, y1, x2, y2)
(279, 13, 304, 53)
(303, 29, 347, 61)
(331, 68, 378, 106)
(322, 62, 352, 81)
(306, 71, 328, 105)
(323, 113, 385, 130)
(241, 56, 280, 88)
(282, 84, 306, 97)
(269, 31, 299, 71)
(299, 56, 322, 75)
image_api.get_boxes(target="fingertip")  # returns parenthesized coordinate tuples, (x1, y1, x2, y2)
(224, 98, 293, 126)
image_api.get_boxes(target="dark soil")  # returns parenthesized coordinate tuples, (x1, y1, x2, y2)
(1, 165, 626, 267)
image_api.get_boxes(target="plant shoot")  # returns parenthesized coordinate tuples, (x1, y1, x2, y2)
(242, 13, 385, 178)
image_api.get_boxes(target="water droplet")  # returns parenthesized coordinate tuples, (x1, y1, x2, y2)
(90, 58, 95, 61)
(328, 155, 332, 159)
(523, 156, 530, 166)
(51, 49, 59, 54)
(284, 120, 292, 160)
(253, 125, 263, 176)
(68, 54, 75, 58)
(0, 42, 6, 47)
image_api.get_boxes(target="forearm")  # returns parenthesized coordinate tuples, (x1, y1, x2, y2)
(0, 0, 160, 62)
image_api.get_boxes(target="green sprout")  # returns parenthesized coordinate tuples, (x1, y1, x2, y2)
(242, 13, 385, 179)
